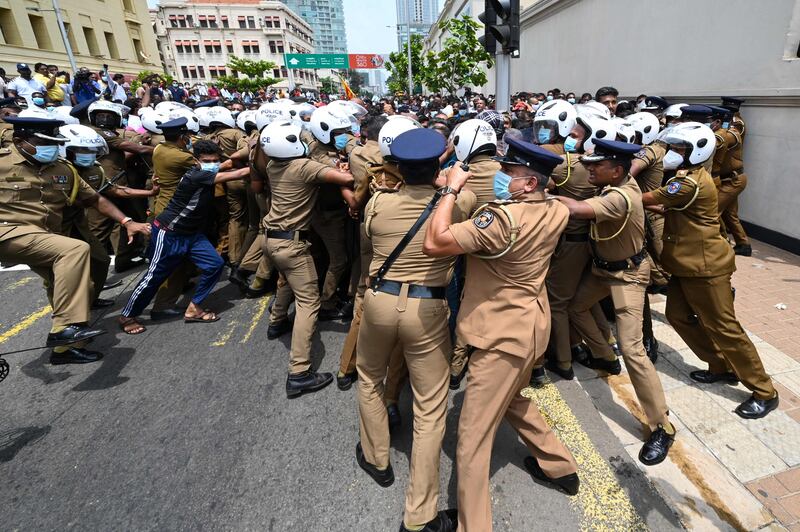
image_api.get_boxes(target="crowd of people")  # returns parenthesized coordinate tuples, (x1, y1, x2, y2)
(0, 61, 778, 531)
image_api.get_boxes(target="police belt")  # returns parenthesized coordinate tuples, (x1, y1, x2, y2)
(564, 233, 589, 242)
(371, 279, 446, 299)
(593, 248, 647, 272)
(720, 169, 743, 182)
(266, 229, 310, 241)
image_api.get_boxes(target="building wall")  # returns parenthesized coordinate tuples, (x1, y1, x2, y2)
(152, 0, 319, 91)
(515, 0, 800, 239)
(279, 0, 346, 54)
(0, 0, 160, 76)
(397, 0, 439, 49)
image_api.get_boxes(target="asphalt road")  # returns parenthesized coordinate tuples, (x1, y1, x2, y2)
(0, 265, 683, 531)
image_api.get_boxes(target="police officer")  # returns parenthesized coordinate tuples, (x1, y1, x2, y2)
(721, 96, 746, 137)
(0, 116, 150, 363)
(260, 120, 354, 398)
(642, 122, 779, 418)
(674, 105, 715, 175)
(557, 139, 676, 466)
(356, 127, 475, 532)
(424, 137, 579, 532)
(0, 97, 22, 151)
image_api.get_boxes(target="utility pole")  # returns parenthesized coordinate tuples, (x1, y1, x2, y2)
(479, 0, 520, 111)
(406, 0, 413, 96)
(34, 0, 77, 72)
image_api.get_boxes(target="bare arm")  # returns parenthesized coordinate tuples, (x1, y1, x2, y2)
(553, 195, 596, 219)
(83, 194, 151, 242)
(214, 167, 250, 184)
(423, 165, 470, 258)
(321, 167, 354, 187)
(118, 140, 155, 155)
(629, 157, 647, 178)
(106, 182, 159, 199)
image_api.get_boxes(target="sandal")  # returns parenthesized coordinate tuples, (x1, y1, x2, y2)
(184, 309, 220, 323)
(118, 316, 146, 335)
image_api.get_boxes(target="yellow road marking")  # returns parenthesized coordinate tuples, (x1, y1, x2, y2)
(240, 295, 271, 344)
(211, 320, 239, 347)
(5, 276, 35, 290)
(0, 306, 52, 345)
(522, 382, 647, 532)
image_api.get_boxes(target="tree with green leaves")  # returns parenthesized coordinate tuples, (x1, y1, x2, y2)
(217, 55, 281, 92)
(130, 70, 173, 93)
(424, 15, 494, 95)
(319, 76, 338, 95)
(385, 34, 428, 95)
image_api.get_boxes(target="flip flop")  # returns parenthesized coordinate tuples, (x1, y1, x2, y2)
(119, 317, 146, 335)
(184, 310, 220, 323)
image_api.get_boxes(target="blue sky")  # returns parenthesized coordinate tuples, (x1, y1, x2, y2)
(146, 0, 409, 55)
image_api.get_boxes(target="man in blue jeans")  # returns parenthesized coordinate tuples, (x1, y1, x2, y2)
(118, 118, 249, 334)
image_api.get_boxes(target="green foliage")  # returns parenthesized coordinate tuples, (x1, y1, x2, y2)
(424, 15, 494, 95)
(218, 55, 281, 92)
(319, 76, 338, 95)
(129, 70, 173, 92)
(385, 34, 427, 95)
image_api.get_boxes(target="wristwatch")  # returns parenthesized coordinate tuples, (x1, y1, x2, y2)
(120, 216, 132, 226)
(438, 186, 459, 197)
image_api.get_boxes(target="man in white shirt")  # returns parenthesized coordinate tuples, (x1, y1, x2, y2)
(7, 63, 46, 105)
(104, 67, 128, 103)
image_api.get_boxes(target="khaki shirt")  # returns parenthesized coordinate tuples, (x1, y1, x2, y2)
(711, 131, 730, 178)
(77, 162, 105, 191)
(650, 166, 735, 277)
(366, 185, 475, 286)
(265, 158, 329, 231)
(350, 140, 383, 206)
(585, 177, 645, 264)
(463, 154, 501, 207)
(204, 127, 245, 158)
(0, 150, 95, 234)
(249, 131, 270, 188)
(450, 192, 569, 358)
(633, 142, 666, 192)
(91, 126, 143, 180)
(152, 141, 195, 215)
(718, 128, 743, 177)
(546, 144, 594, 234)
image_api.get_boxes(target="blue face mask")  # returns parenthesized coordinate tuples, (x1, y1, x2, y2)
(537, 128, 552, 145)
(46, 106, 55, 112)
(121, 117, 128, 128)
(32, 97, 45, 106)
(546, 95, 554, 101)
(200, 162, 220, 174)
(74, 153, 97, 167)
(31, 145, 60, 164)
(350, 123, 360, 135)
(564, 136, 579, 153)
(458, 109, 467, 116)
(722, 121, 730, 129)
(185, 138, 193, 151)
(334, 133, 349, 151)
(493, 170, 514, 200)
(567, 98, 576, 104)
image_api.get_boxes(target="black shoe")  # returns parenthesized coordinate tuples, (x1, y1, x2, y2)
(337, 371, 358, 391)
(449, 364, 468, 390)
(647, 284, 669, 295)
(114, 256, 145, 273)
(545, 359, 574, 381)
(150, 308, 183, 321)
(46, 325, 105, 347)
(387, 403, 402, 431)
(733, 244, 752, 256)
(101, 280, 123, 291)
(267, 319, 292, 339)
(638, 424, 675, 466)
(229, 267, 251, 288)
(399, 510, 457, 532)
(689, 369, 739, 384)
(524, 456, 579, 495)
(644, 337, 659, 364)
(50, 347, 104, 365)
(735, 393, 779, 419)
(339, 299, 354, 321)
(244, 285, 272, 299)
(356, 442, 394, 487)
(579, 354, 621, 375)
(318, 306, 348, 321)
(286, 370, 333, 398)
(571, 344, 590, 365)
(91, 298, 115, 309)
(530, 366, 547, 387)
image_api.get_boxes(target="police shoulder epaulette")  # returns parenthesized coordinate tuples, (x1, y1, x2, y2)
(714, 133, 725, 145)
(676, 169, 689, 178)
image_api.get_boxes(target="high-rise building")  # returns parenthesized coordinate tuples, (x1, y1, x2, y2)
(151, 0, 319, 91)
(396, 0, 439, 49)
(0, 0, 160, 78)
(279, 0, 347, 54)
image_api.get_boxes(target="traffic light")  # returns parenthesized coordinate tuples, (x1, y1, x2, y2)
(486, 0, 520, 54)
(478, 3, 497, 55)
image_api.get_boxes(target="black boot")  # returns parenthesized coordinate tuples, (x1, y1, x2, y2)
(524, 456, 579, 495)
(337, 371, 358, 391)
(267, 319, 292, 339)
(638, 424, 675, 466)
(356, 442, 394, 487)
(285, 371, 333, 398)
(735, 393, 779, 419)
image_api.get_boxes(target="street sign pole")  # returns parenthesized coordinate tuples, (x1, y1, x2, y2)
(52, 0, 77, 73)
(283, 53, 295, 90)
(495, 52, 509, 112)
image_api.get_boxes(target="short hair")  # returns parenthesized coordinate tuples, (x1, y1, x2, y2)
(113, 74, 124, 81)
(34, 62, 46, 71)
(363, 115, 388, 142)
(398, 159, 439, 186)
(47, 64, 57, 70)
(595, 86, 619, 100)
(193, 139, 222, 158)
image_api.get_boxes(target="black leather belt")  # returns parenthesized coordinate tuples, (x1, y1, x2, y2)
(564, 233, 589, 242)
(266, 229, 309, 241)
(372, 280, 446, 299)
(594, 249, 647, 272)
(720, 169, 743, 182)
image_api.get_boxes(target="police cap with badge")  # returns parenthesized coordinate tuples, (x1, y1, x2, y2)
(389, 128, 447, 164)
(193, 99, 220, 109)
(706, 104, 733, 121)
(70, 98, 97, 120)
(159, 116, 190, 135)
(720, 96, 744, 112)
(4, 116, 67, 143)
(642, 96, 669, 112)
(580, 138, 642, 164)
(493, 136, 563, 176)
(679, 104, 713, 122)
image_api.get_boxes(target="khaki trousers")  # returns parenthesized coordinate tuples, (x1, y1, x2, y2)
(666, 274, 775, 399)
(0, 230, 92, 327)
(546, 239, 592, 366)
(226, 179, 249, 264)
(62, 206, 110, 301)
(645, 212, 670, 286)
(311, 208, 348, 309)
(266, 237, 319, 374)
(456, 348, 577, 532)
(717, 173, 749, 246)
(357, 289, 451, 526)
(569, 265, 670, 430)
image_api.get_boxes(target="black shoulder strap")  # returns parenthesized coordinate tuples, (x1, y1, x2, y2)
(371, 191, 442, 290)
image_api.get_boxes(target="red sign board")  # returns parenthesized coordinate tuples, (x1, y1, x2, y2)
(348, 54, 386, 69)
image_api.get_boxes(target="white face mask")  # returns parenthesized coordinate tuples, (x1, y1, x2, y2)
(662, 150, 685, 170)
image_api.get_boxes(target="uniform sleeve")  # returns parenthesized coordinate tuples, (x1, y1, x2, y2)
(650, 177, 699, 209)
(103, 131, 125, 150)
(349, 149, 371, 204)
(585, 191, 628, 224)
(453, 189, 477, 221)
(634, 146, 655, 165)
(449, 205, 509, 255)
(299, 159, 330, 184)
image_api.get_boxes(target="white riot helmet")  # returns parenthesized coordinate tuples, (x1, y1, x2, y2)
(204, 106, 236, 128)
(155, 101, 191, 114)
(327, 99, 368, 120)
(310, 107, 352, 144)
(49, 105, 79, 125)
(167, 107, 200, 133)
(626, 112, 661, 145)
(88, 100, 130, 120)
(533, 100, 577, 144)
(575, 114, 618, 153)
(378, 115, 420, 158)
(613, 118, 636, 143)
(139, 109, 170, 134)
(256, 102, 291, 131)
(236, 109, 258, 132)
(659, 121, 715, 170)
(19, 107, 54, 120)
(195, 107, 213, 129)
(575, 100, 612, 120)
(58, 124, 109, 162)
(664, 103, 687, 120)
(452, 118, 497, 162)
(260, 120, 307, 159)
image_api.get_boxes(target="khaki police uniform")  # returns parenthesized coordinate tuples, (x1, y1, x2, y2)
(0, 149, 96, 327)
(265, 157, 331, 374)
(715, 128, 750, 246)
(237, 132, 273, 280)
(650, 166, 775, 400)
(633, 141, 669, 286)
(205, 127, 248, 263)
(357, 184, 475, 526)
(449, 193, 577, 532)
(568, 177, 671, 430)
